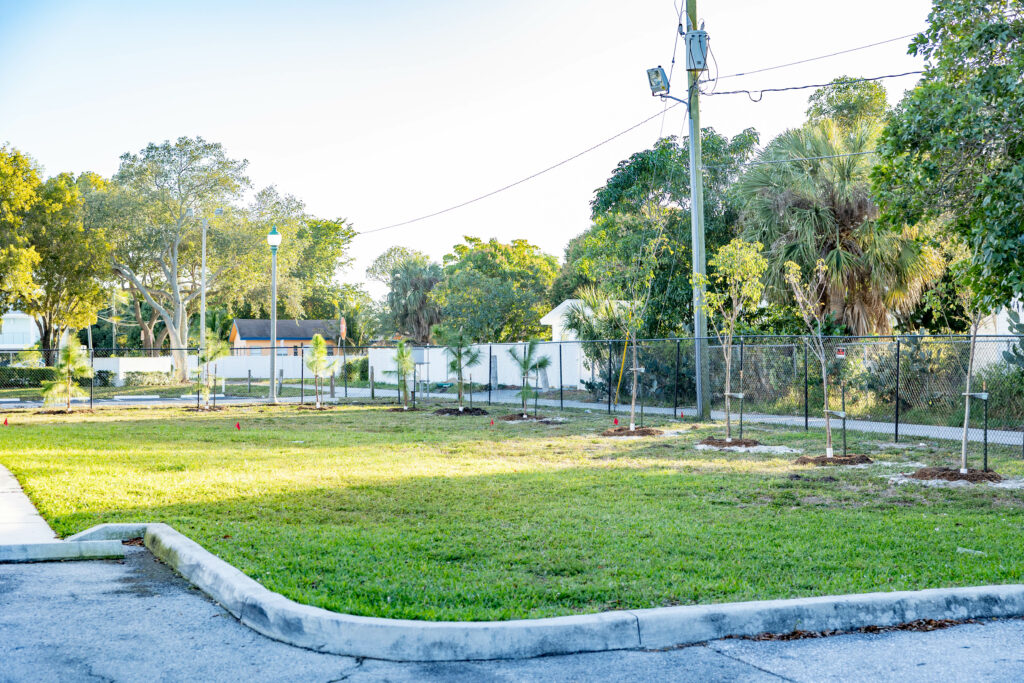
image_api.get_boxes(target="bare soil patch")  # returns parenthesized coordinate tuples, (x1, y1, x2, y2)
(795, 454, 873, 466)
(36, 409, 94, 415)
(182, 406, 229, 412)
(297, 405, 333, 411)
(910, 466, 1002, 483)
(700, 437, 761, 448)
(499, 413, 548, 421)
(433, 407, 489, 416)
(601, 426, 664, 437)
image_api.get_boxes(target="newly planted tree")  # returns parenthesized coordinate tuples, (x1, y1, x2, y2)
(692, 239, 768, 441)
(783, 260, 837, 456)
(304, 334, 337, 409)
(42, 343, 93, 411)
(193, 338, 230, 409)
(507, 340, 551, 418)
(389, 340, 415, 410)
(432, 325, 481, 411)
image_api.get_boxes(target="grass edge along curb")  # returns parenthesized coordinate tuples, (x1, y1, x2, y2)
(68, 522, 1024, 662)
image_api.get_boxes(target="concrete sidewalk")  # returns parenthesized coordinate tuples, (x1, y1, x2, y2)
(0, 465, 56, 544)
(2, 548, 1023, 681)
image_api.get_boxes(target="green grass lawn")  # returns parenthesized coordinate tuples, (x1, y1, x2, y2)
(2, 403, 1023, 622)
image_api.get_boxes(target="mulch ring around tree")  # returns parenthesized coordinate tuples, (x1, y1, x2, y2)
(794, 454, 873, 466)
(601, 426, 665, 437)
(386, 406, 420, 412)
(296, 405, 333, 411)
(182, 406, 229, 412)
(910, 466, 1002, 483)
(35, 409, 94, 415)
(700, 437, 761, 448)
(433, 407, 489, 416)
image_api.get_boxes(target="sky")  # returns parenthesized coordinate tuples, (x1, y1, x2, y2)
(0, 0, 933, 299)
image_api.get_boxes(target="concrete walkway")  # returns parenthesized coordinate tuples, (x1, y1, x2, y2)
(0, 465, 56, 544)
(2, 548, 1023, 681)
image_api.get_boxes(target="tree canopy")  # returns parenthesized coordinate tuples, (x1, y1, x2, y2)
(806, 76, 888, 129)
(430, 237, 558, 342)
(874, 0, 1024, 311)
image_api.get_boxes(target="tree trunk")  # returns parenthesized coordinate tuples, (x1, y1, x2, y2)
(959, 320, 979, 473)
(822, 357, 833, 456)
(723, 340, 733, 441)
(629, 336, 639, 430)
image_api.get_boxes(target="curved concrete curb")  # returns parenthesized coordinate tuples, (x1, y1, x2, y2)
(66, 522, 1024, 661)
(0, 540, 124, 563)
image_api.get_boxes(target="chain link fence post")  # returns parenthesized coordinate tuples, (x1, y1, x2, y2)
(895, 338, 901, 443)
(803, 340, 809, 431)
(607, 340, 613, 415)
(674, 339, 680, 419)
(558, 342, 563, 412)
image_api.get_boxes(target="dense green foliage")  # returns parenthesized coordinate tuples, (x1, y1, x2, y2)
(806, 76, 888, 128)
(874, 0, 1024, 311)
(431, 237, 558, 342)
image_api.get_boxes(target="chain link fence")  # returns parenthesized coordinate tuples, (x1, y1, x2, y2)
(2, 335, 1022, 446)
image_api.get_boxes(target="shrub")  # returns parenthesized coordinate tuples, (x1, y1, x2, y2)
(0, 367, 59, 387)
(342, 356, 369, 382)
(124, 371, 175, 387)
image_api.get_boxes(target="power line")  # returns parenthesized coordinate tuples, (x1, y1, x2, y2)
(357, 101, 684, 236)
(702, 71, 924, 101)
(704, 33, 919, 82)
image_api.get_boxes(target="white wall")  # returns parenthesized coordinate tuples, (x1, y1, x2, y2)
(0, 312, 40, 351)
(93, 356, 175, 386)
(367, 343, 592, 389)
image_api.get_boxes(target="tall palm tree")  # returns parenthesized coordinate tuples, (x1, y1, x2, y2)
(738, 119, 941, 335)
(386, 261, 442, 344)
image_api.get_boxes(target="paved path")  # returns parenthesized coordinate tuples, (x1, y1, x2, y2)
(0, 465, 55, 544)
(2, 548, 1023, 681)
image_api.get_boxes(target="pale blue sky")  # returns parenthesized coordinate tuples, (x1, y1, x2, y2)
(1, 0, 932, 296)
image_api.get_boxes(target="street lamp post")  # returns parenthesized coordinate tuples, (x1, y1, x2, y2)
(267, 225, 282, 403)
(198, 208, 223, 361)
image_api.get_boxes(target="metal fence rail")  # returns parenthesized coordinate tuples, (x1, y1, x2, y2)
(2, 334, 1022, 447)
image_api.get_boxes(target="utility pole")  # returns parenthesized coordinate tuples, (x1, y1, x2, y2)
(686, 0, 710, 420)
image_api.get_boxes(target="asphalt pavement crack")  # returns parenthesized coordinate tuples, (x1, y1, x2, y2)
(705, 644, 798, 682)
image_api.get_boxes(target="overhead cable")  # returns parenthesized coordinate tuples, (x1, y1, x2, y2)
(357, 102, 683, 236)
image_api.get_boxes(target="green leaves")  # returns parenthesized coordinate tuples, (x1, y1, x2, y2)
(874, 0, 1024, 309)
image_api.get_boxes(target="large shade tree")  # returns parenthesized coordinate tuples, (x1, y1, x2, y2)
(738, 120, 942, 335)
(555, 128, 759, 337)
(874, 0, 1023, 311)
(103, 137, 250, 377)
(16, 172, 110, 362)
(0, 145, 42, 315)
(430, 237, 558, 342)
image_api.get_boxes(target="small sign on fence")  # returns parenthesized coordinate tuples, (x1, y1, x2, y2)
(835, 347, 846, 359)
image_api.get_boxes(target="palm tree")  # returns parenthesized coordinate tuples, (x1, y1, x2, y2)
(386, 260, 442, 344)
(433, 325, 481, 410)
(738, 119, 941, 335)
(304, 334, 338, 409)
(42, 344, 94, 411)
(193, 338, 230, 409)
(388, 340, 415, 410)
(508, 340, 551, 418)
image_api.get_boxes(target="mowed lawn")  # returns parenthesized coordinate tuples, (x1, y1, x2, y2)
(2, 404, 1023, 621)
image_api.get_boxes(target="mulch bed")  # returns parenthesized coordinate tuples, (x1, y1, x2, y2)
(601, 426, 664, 437)
(794, 454, 873, 466)
(296, 405, 332, 411)
(910, 466, 1002, 483)
(433, 407, 489, 416)
(499, 413, 547, 421)
(700, 437, 761, 448)
(36, 409, 94, 415)
(743, 618, 979, 642)
(182, 406, 228, 412)
(387, 407, 420, 412)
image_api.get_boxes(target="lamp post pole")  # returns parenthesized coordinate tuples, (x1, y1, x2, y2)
(267, 225, 282, 404)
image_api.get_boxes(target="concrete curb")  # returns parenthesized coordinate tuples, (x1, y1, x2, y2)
(0, 540, 124, 563)
(65, 522, 1024, 661)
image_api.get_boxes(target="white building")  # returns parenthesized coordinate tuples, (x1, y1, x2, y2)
(0, 311, 40, 351)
